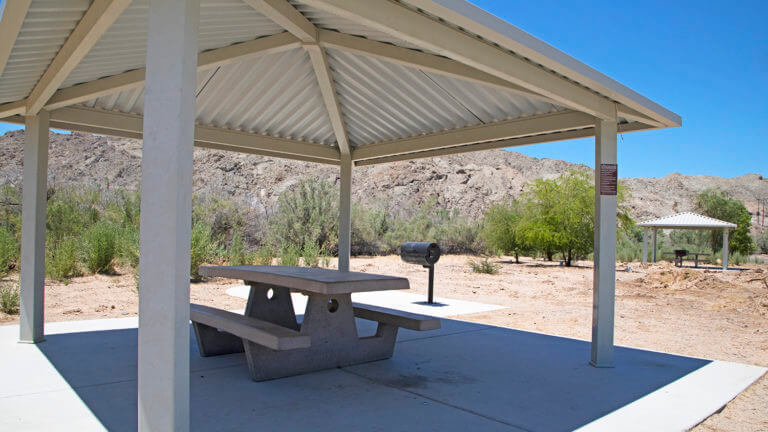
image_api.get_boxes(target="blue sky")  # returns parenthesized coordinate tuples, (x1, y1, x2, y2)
(1, 1, 766, 178)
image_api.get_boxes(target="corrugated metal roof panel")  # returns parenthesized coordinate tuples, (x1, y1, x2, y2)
(194, 48, 334, 144)
(62, 0, 284, 88)
(638, 212, 737, 229)
(80, 48, 334, 146)
(0, 0, 91, 103)
(327, 48, 563, 146)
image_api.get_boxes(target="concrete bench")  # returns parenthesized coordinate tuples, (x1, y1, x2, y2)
(190, 303, 310, 354)
(353, 303, 441, 331)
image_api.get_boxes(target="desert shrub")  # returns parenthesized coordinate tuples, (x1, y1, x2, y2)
(301, 238, 321, 267)
(228, 231, 247, 266)
(190, 223, 216, 281)
(616, 234, 642, 262)
(0, 227, 19, 276)
(193, 194, 247, 244)
(279, 244, 301, 266)
(351, 205, 389, 255)
(730, 252, 744, 266)
(104, 189, 140, 229)
(696, 189, 754, 255)
(254, 245, 274, 265)
(0, 282, 20, 315)
(468, 258, 500, 274)
(269, 178, 338, 255)
(0, 184, 22, 238)
(46, 187, 100, 245)
(83, 221, 119, 274)
(47, 237, 82, 281)
(756, 231, 768, 254)
(380, 198, 479, 254)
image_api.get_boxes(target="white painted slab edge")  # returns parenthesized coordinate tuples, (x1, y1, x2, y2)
(575, 360, 767, 432)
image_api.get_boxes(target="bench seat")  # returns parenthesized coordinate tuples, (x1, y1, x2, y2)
(352, 303, 441, 331)
(190, 303, 310, 351)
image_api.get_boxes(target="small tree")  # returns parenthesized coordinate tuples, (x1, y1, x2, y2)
(480, 201, 527, 263)
(696, 189, 754, 255)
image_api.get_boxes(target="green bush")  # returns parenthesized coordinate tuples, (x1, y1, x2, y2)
(254, 245, 274, 266)
(301, 239, 321, 267)
(279, 244, 301, 266)
(228, 231, 247, 266)
(468, 258, 500, 274)
(47, 237, 82, 281)
(0, 227, 19, 276)
(0, 184, 22, 239)
(83, 221, 119, 274)
(193, 194, 248, 244)
(190, 223, 216, 281)
(46, 187, 100, 245)
(269, 178, 338, 255)
(756, 231, 768, 254)
(0, 282, 19, 315)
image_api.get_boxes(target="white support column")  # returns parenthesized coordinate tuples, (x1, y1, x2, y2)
(722, 229, 729, 270)
(137, 0, 198, 431)
(652, 229, 657, 263)
(642, 228, 648, 265)
(591, 118, 617, 368)
(18, 111, 49, 343)
(338, 154, 352, 272)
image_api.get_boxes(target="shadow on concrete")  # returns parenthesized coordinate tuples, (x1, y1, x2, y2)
(36, 318, 709, 432)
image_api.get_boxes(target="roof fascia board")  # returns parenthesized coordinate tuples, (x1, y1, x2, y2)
(355, 121, 650, 166)
(40, 106, 340, 163)
(405, 0, 681, 127)
(26, 0, 132, 115)
(353, 110, 597, 161)
(301, 0, 616, 121)
(0, 0, 31, 80)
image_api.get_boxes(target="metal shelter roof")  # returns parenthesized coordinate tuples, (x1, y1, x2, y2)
(0, 0, 681, 165)
(637, 212, 737, 230)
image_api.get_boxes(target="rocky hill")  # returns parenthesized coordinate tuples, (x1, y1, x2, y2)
(0, 130, 766, 231)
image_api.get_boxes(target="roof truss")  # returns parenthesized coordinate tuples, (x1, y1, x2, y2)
(25, 0, 132, 115)
(0, 0, 31, 80)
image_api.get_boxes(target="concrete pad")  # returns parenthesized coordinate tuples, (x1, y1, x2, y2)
(0, 317, 764, 431)
(226, 285, 506, 317)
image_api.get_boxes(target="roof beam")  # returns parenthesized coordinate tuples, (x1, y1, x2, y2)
(355, 122, 650, 166)
(353, 110, 596, 161)
(0, 32, 301, 116)
(243, 0, 317, 42)
(0, 0, 31, 79)
(305, 43, 351, 156)
(318, 30, 553, 104)
(25, 0, 131, 115)
(301, 0, 615, 120)
(34, 106, 340, 164)
(616, 105, 665, 128)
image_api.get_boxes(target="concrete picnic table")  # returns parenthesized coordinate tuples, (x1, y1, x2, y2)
(192, 265, 441, 381)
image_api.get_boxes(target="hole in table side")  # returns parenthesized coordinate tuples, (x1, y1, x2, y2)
(266, 288, 275, 300)
(327, 299, 339, 313)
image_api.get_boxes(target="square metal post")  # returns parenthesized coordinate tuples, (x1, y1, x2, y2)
(137, 0, 199, 430)
(591, 118, 617, 367)
(19, 111, 49, 343)
(338, 154, 352, 272)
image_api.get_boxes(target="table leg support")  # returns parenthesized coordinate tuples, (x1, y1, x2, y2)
(192, 322, 244, 357)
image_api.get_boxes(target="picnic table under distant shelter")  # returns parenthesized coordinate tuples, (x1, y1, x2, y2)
(0, 0, 681, 429)
(638, 212, 736, 270)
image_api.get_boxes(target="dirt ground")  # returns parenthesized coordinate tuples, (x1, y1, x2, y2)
(1, 255, 766, 431)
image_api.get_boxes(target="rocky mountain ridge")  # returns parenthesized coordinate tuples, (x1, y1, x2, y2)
(0, 130, 766, 231)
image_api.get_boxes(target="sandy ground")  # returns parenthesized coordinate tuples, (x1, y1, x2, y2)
(1, 255, 766, 431)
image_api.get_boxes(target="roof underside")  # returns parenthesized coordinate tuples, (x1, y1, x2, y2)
(638, 212, 737, 230)
(0, 0, 681, 165)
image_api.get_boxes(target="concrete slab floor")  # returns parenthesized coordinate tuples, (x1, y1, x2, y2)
(0, 316, 764, 431)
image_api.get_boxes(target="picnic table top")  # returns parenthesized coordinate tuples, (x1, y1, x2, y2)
(199, 265, 410, 295)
